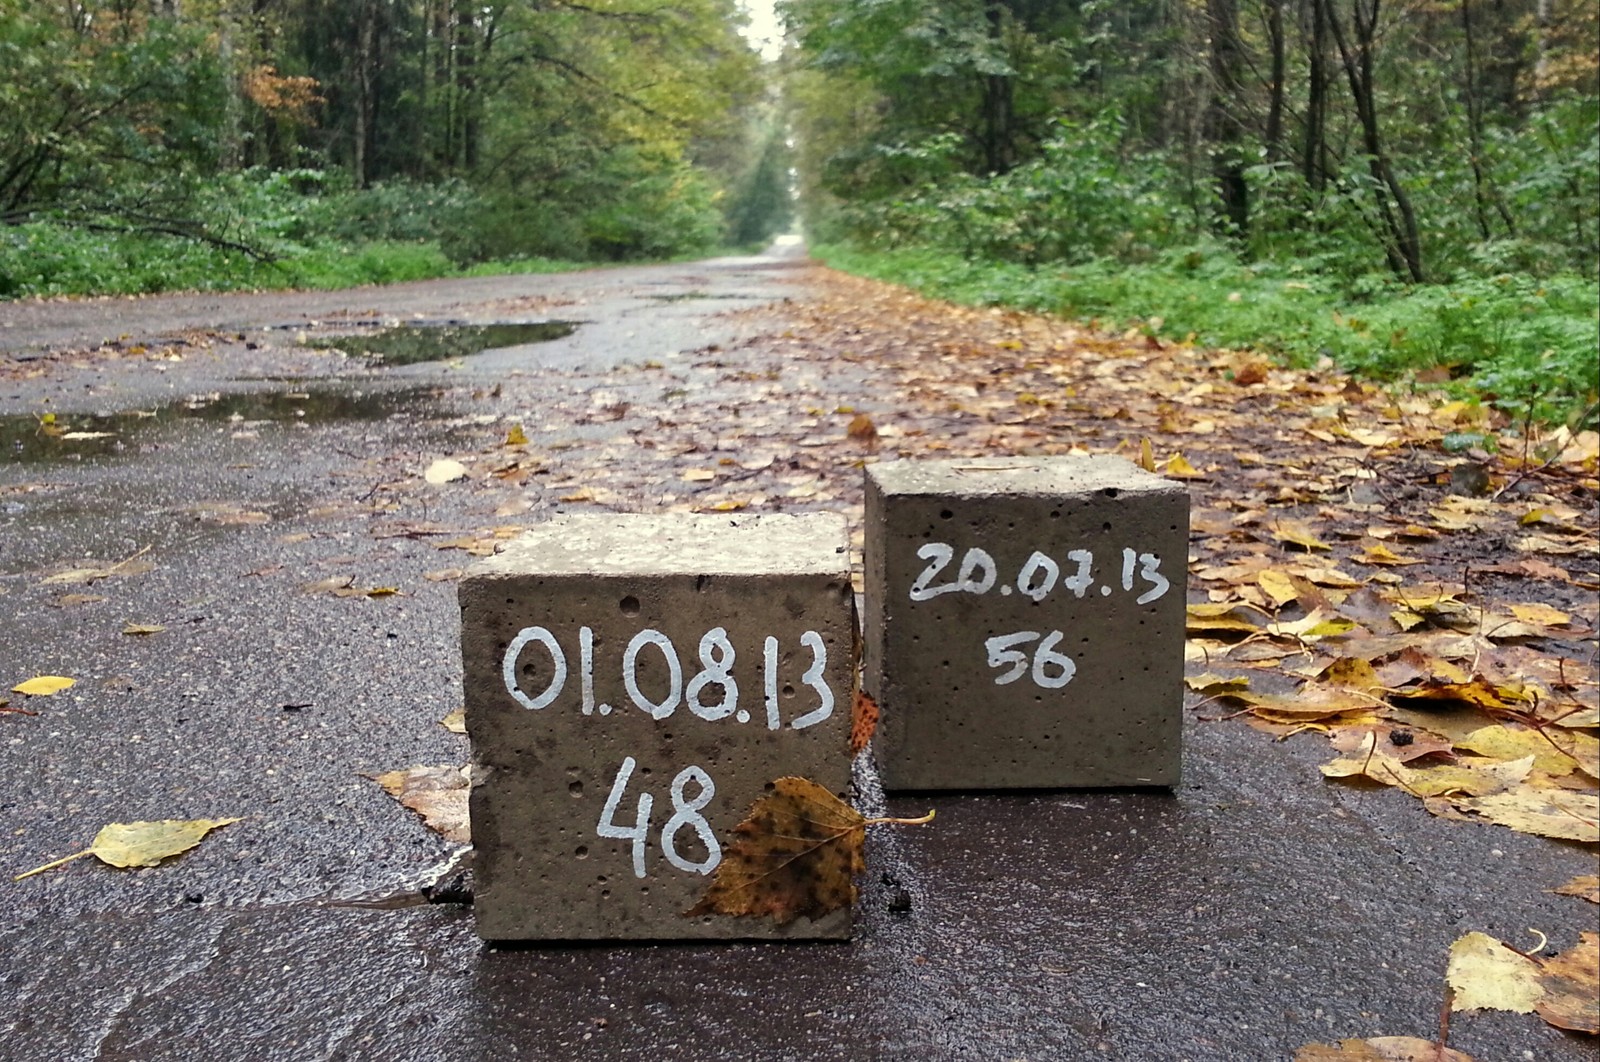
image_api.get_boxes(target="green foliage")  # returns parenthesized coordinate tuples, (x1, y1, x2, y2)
(842, 115, 1195, 264)
(815, 244, 1599, 427)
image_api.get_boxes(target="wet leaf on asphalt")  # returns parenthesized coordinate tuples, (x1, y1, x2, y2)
(1292, 1037, 1475, 1062)
(1446, 930, 1600, 1034)
(370, 765, 471, 844)
(1553, 875, 1600, 903)
(13, 817, 241, 880)
(11, 675, 75, 696)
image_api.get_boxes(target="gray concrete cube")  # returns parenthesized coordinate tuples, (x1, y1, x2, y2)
(864, 457, 1189, 790)
(459, 513, 855, 940)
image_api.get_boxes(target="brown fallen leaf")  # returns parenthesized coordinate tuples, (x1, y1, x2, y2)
(301, 575, 356, 594)
(369, 764, 471, 844)
(685, 777, 932, 925)
(14, 817, 240, 880)
(1536, 932, 1600, 1033)
(850, 689, 879, 754)
(1553, 875, 1600, 903)
(121, 623, 165, 636)
(846, 413, 878, 446)
(1293, 1037, 1475, 1062)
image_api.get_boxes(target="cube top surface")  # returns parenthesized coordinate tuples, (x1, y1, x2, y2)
(867, 455, 1168, 499)
(468, 512, 849, 578)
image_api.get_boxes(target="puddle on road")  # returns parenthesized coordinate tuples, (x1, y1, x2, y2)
(304, 321, 577, 366)
(1, 386, 437, 465)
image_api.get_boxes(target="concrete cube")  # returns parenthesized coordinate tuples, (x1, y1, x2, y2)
(864, 457, 1189, 790)
(459, 512, 855, 940)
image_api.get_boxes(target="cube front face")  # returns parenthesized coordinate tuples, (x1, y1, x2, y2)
(459, 514, 855, 940)
(865, 458, 1188, 791)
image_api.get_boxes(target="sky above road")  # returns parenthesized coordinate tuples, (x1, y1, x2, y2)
(739, 0, 783, 60)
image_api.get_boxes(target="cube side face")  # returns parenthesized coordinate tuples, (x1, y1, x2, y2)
(866, 463, 1189, 791)
(460, 561, 854, 941)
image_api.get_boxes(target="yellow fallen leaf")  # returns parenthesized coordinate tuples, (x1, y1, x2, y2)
(1137, 437, 1156, 472)
(1163, 453, 1206, 479)
(1443, 788, 1599, 842)
(1355, 543, 1423, 567)
(12, 675, 74, 696)
(1447, 931, 1542, 1013)
(681, 468, 718, 482)
(1509, 602, 1571, 627)
(1257, 569, 1298, 606)
(1273, 519, 1332, 551)
(14, 817, 241, 880)
(504, 423, 529, 446)
(1456, 724, 1595, 777)
(121, 623, 166, 636)
(1321, 750, 1532, 797)
(439, 709, 467, 735)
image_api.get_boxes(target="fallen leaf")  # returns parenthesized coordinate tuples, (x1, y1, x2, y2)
(851, 689, 879, 754)
(1508, 602, 1572, 627)
(1137, 436, 1156, 472)
(681, 468, 718, 482)
(1274, 519, 1332, 551)
(370, 765, 471, 844)
(846, 413, 878, 445)
(1322, 749, 1532, 797)
(439, 709, 467, 735)
(120, 623, 166, 636)
(1536, 932, 1600, 1033)
(52, 594, 107, 607)
(423, 568, 464, 582)
(11, 676, 74, 696)
(1553, 875, 1600, 903)
(1443, 789, 1599, 842)
(301, 576, 356, 594)
(40, 546, 155, 585)
(1456, 725, 1594, 777)
(1448, 931, 1543, 1013)
(686, 777, 932, 925)
(504, 423, 529, 446)
(424, 458, 469, 485)
(1293, 1037, 1475, 1062)
(1163, 453, 1206, 479)
(14, 817, 240, 880)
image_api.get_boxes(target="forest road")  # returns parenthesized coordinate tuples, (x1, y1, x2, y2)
(1, 245, 1593, 1061)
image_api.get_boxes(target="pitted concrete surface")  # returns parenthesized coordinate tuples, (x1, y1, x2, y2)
(1, 246, 1593, 1061)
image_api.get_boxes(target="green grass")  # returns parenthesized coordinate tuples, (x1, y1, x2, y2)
(0, 222, 594, 301)
(815, 243, 1599, 426)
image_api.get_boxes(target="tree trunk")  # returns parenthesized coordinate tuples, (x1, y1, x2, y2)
(1264, 0, 1286, 162)
(1303, 0, 1329, 192)
(1205, 0, 1250, 235)
(1323, 0, 1424, 281)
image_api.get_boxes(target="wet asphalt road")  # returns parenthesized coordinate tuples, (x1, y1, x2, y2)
(1, 247, 1594, 1061)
